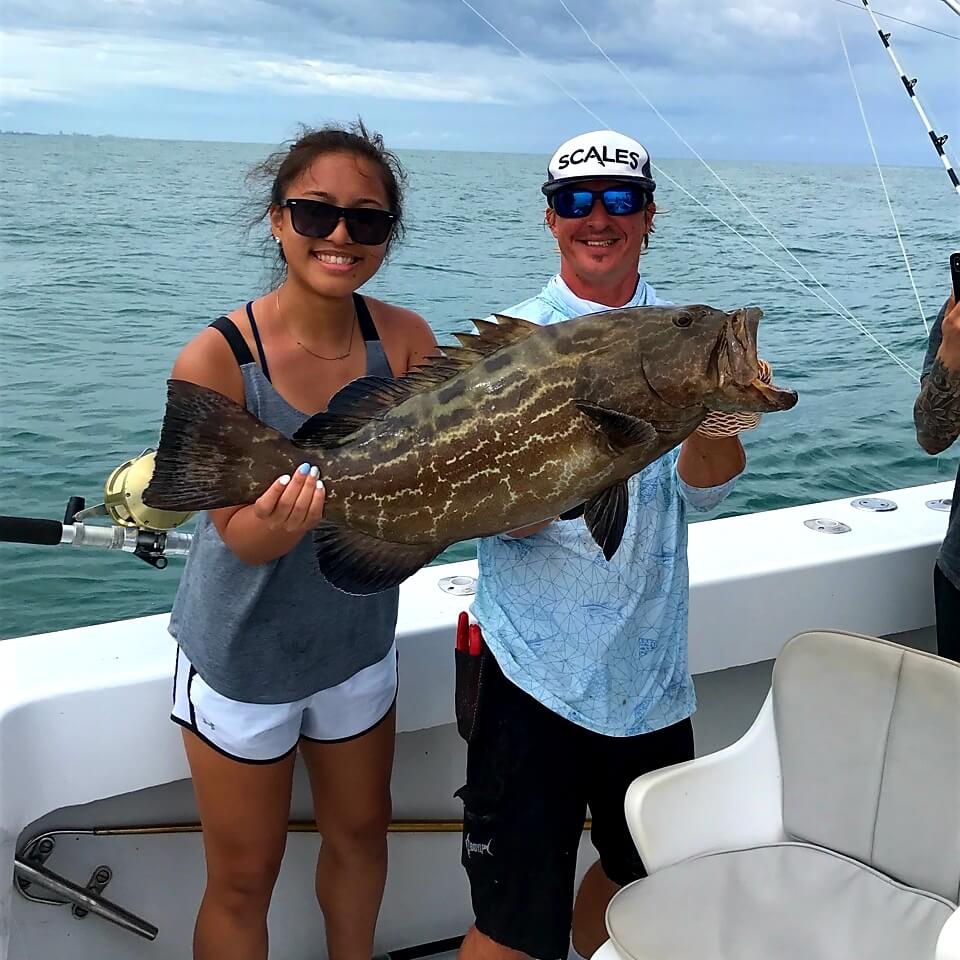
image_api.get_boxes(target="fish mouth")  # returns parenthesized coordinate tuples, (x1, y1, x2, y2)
(708, 307, 798, 413)
(716, 307, 761, 388)
(747, 379, 797, 411)
(737, 376, 799, 412)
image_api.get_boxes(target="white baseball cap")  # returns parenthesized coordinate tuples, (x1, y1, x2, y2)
(541, 130, 656, 196)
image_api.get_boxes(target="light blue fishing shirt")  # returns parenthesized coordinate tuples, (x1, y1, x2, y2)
(472, 274, 739, 736)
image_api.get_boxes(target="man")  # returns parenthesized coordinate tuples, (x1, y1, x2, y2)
(914, 289, 960, 663)
(457, 130, 762, 960)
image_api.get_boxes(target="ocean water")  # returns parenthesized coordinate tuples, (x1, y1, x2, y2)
(0, 133, 956, 641)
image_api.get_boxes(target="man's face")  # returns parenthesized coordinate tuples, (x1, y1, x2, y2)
(545, 179, 655, 291)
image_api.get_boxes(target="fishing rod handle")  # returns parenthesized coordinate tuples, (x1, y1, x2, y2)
(65, 524, 195, 557)
(2, 520, 140, 551)
(146, 530, 193, 557)
(0, 516, 193, 557)
(64, 523, 137, 550)
(0, 516, 64, 546)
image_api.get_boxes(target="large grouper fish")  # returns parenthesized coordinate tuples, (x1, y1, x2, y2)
(144, 304, 797, 594)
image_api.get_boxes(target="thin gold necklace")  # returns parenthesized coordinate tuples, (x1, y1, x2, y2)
(275, 289, 357, 362)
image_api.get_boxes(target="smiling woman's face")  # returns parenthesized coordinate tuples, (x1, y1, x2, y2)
(270, 150, 393, 298)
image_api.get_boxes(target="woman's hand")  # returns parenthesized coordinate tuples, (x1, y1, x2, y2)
(252, 462, 326, 534)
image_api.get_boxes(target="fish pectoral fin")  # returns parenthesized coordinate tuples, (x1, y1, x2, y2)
(584, 481, 630, 562)
(574, 401, 657, 452)
(572, 402, 649, 558)
(313, 522, 443, 596)
(558, 503, 586, 521)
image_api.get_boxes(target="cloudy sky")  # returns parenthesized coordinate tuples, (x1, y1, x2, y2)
(1, 0, 958, 164)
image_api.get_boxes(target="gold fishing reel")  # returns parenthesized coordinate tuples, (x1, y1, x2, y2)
(74, 449, 193, 531)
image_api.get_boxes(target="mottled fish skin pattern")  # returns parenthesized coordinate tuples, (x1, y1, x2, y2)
(316, 303, 775, 545)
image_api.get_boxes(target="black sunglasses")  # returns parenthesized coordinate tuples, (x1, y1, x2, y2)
(549, 186, 649, 219)
(281, 198, 396, 246)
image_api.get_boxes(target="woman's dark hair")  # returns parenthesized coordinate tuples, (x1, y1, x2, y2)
(248, 119, 407, 279)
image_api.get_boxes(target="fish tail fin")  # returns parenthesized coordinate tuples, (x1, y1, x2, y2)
(143, 379, 303, 512)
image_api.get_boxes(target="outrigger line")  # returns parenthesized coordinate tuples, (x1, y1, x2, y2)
(457, 0, 923, 382)
(859, 0, 960, 196)
(837, 20, 928, 333)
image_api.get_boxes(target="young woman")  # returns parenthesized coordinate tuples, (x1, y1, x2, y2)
(167, 121, 437, 960)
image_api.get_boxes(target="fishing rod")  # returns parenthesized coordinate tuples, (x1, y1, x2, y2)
(0, 515, 192, 569)
(859, 0, 960, 196)
(0, 449, 193, 569)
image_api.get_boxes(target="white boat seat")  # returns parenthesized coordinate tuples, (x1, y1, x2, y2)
(606, 841, 955, 959)
(598, 630, 960, 960)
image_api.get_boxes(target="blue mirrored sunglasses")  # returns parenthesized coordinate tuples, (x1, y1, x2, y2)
(550, 186, 649, 219)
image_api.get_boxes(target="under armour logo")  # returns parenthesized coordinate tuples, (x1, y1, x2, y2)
(464, 834, 493, 857)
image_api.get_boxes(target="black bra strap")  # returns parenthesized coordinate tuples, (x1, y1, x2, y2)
(209, 316, 255, 367)
(354, 294, 380, 342)
(213, 299, 373, 377)
(245, 301, 272, 382)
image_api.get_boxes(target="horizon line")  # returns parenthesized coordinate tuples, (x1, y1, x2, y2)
(0, 128, 947, 174)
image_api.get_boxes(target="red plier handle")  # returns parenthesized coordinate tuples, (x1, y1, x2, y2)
(455, 611, 469, 652)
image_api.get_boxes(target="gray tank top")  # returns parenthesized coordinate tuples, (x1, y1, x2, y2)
(168, 296, 400, 704)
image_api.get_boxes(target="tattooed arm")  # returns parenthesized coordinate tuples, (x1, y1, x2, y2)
(915, 296, 960, 455)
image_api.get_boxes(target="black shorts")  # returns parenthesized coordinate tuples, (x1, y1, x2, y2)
(456, 651, 694, 959)
(934, 562, 960, 663)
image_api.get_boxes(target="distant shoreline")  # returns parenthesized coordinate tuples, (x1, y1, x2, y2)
(0, 130, 944, 173)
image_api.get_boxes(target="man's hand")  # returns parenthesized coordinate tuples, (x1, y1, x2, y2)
(937, 294, 960, 371)
(915, 294, 960, 455)
(696, 359, 772, 439)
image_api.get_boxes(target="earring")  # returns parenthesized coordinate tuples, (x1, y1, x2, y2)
(273, 236, 281, 245)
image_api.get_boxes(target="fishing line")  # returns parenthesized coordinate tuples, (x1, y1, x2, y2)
(556, 0, 921, 357)
(456, 0, 921, 382)
(833, 0, 960, 41)
(859, 0, 960, 196)
(837, 19, 928, 334)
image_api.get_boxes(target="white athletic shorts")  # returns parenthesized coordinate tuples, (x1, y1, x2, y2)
(171, 641, 397, 763)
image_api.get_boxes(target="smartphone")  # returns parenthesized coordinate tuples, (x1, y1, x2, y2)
(952, 251, 960, 303)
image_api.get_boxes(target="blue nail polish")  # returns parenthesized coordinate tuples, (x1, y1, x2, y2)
(298, 463, 310, 475)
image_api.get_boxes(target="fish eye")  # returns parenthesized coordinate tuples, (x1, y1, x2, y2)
(673, 313, 693, 328)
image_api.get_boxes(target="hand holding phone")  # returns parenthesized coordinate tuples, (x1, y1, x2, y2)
(939, 253, 960, 370)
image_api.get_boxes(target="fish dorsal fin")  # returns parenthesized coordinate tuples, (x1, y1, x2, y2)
(584, 480, 630, 561)
(451, 314, 539, 354)
(293, 376, 411, 448)
(312, 521, 442, 595)
(293, 314, 540, 449)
